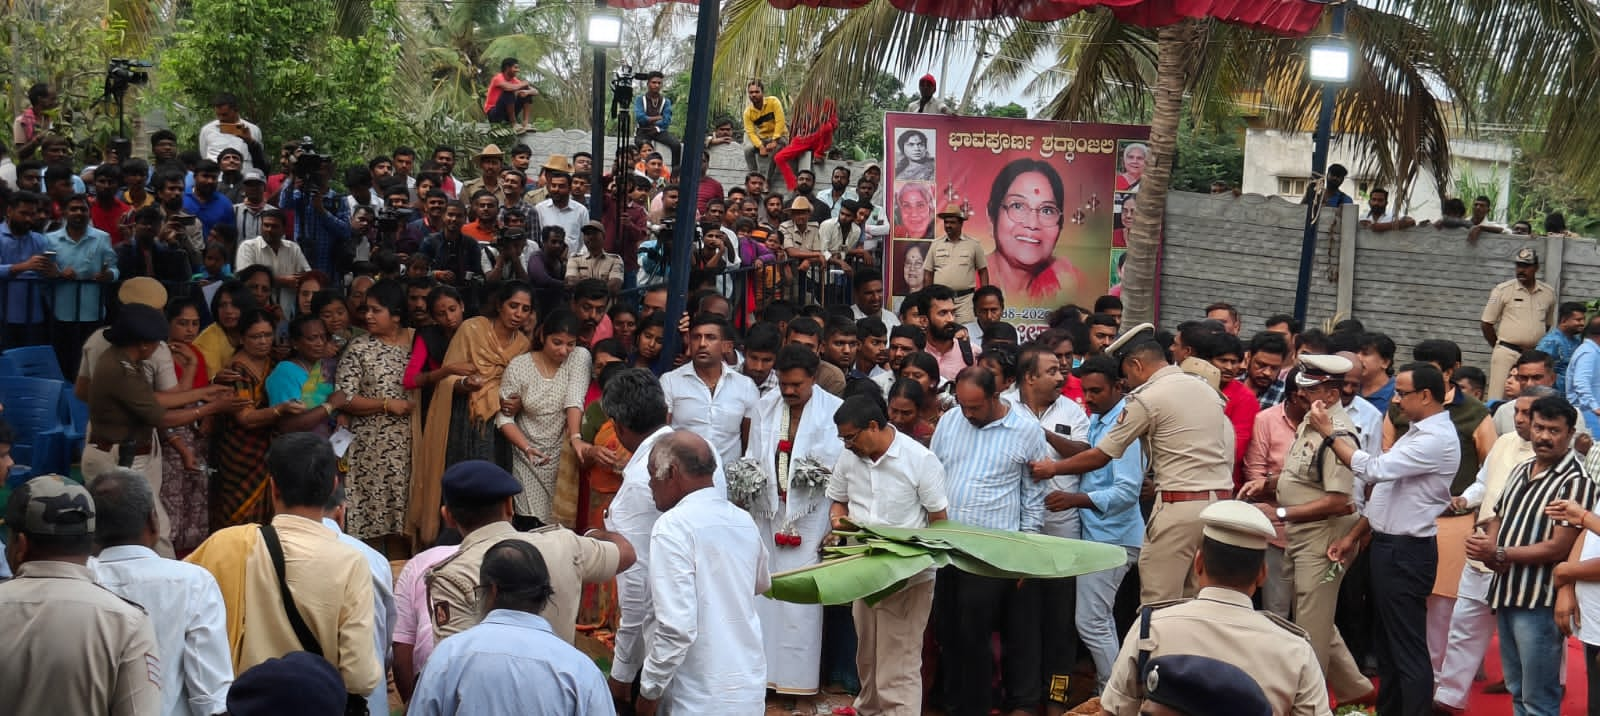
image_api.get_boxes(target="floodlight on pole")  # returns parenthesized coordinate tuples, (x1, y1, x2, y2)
(1307, 42, 1351, 83)
(588, 8, 622, 48)
(1292, 2, 1349, 326)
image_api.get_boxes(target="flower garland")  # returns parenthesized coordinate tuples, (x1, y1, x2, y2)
(776, 401, 793, 494)
(725, 457, 768, 513)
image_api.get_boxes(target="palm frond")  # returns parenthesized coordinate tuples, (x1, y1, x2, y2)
(1033, 9, 1157, 122)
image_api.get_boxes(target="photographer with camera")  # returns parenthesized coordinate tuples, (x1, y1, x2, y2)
(485, 212, 531, 284)
(276, 138, 351, 277)
(198, 93, 265, 172)
(369, 186, 415, 261)
(152, 169, 204, 264)
(602, 173, 650, 290)
(633, 71, 682, 171)
(418, 201, 481, 291)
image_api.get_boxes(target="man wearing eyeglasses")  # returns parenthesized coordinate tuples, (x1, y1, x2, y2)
(1310, 362, 1460, 716)
(923, 203, 987, 324)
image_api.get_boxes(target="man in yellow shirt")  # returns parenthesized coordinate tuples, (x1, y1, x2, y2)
(743, 80, 788, 176)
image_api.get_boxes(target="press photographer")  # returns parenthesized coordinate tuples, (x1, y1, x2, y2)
(275, 137, 351, 276)
(485, 215, 531, 283)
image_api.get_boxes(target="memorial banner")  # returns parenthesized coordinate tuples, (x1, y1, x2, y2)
(883, 112, 1151, 337)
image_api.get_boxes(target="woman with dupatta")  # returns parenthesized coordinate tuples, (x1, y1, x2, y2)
(410, 281, 534, 546)
(739, 345, 845, 700)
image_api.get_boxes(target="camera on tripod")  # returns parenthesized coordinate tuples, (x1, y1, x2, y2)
(107, 59, 152, 91)
(292, 136, 327, 182)
(610, 65, 655, 110)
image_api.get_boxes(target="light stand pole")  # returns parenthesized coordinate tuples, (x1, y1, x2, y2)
(587, 4, 621, 218)
(1292, 1, 1350, 326)
(654, 0, 719, 372)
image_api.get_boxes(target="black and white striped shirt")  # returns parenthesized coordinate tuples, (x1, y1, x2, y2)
(1488, 451, 1597, 610)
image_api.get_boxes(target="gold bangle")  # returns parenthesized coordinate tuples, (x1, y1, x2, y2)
(382, 398, 390, 414)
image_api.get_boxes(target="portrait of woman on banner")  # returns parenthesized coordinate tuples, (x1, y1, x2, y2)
(896, 240, 930, 295)
(894, 128, 936, 182)
(985, 158, 1085, 301)
(892, 181, 935, 239)
(1115, 142, 1146, 192)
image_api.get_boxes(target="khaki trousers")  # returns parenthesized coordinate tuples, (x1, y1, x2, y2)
(853, 578, 936, 716)
(1488, 344, 1521, 402)
(1288, 516, 1373, 701)
(81, 443, 175, 558)
(1138, 499, 1212, 604)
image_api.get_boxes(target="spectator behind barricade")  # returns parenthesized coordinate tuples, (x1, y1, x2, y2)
(1, 189, 54, 344)
(235, 209, 309, 316)
(47, 193, 118, 375)
(88, 161, 129, 245)
(276, 152, 351, 277)
(484, 58, 539, 132)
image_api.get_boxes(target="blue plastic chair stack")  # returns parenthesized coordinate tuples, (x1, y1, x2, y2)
(0, 376, 72, 486)
(0, 345, 67, 382)
(60, 384, 89, 466)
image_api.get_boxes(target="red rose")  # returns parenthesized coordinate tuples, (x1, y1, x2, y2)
(777, 439, 793, 454)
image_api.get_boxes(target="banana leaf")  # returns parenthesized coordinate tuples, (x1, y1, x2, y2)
(767, 552, 940, 605)
(856, 521, 1128, 578)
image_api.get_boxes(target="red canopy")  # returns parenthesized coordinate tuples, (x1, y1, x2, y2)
(612, 0, 1325, 34)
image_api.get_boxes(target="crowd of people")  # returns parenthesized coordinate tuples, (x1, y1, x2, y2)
(7, 70, 1600, 716)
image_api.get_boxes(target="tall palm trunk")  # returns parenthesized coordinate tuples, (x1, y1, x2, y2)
(1122, 19, 1199, 327)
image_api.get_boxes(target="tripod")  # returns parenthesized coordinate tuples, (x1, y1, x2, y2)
(609, 75, 636, 247)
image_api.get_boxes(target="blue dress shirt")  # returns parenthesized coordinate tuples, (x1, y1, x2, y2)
(409, 609, 611, 716)
(1081, 399, 1145, 548)
(930, 402, 1050, 532)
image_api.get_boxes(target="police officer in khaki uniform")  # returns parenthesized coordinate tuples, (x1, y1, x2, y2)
(1099, 501, 1330, 716)
(1033, 329, 1235, 604)
(0, 474, 162, 716)
(1481, 247, 1555, 400)
(427, 460, 636, 644)
(924, 203, 988, 324)
(1250, 355, 1373, 703)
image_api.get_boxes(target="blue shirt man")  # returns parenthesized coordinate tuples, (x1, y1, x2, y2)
(46, 208, 119, 324)
(1537, 322, 1583, 395)
(1080, 398, 1145, 547)
(409, 540, 612, 716)
(278, 182, 351, 276)
(0, 197, 52, 326)
(930, 372, 1050, 533)
(1567, 329, 1600, 435)
(183, 161, 235, 240)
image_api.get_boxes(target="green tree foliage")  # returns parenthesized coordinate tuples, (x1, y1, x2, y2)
(977, 102, 1028, 119)
(1170, 120, 1244, 193)
(154, 0, 403, 168)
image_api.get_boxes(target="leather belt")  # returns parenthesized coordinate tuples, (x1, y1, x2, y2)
(1498, 341, 1530, 353)
(88, 439, 154, 456)
(1158, 489, 1233, 503)
(953, 288, 975, 297)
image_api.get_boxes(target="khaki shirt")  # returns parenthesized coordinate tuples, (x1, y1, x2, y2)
(87, 347, 166, 444)
(1099, 365, 1234, 492)
(0, 561, 162, 716)
(428, 521, 620, 644)
(80, 326, 178, 391)
(927, 235, 986, 291)
(779, 220, 823, 254)
(1277, 403, 1358, 507)
(1100, 587, 1330, 716)
(566, 251, 624, 289)
(1482, 278, 1555, 348)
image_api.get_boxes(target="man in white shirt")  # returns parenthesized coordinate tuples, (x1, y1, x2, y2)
(850, 268, 900, 328)
(533, 172, 589, 258)
(88, 469, 233, 716)
(662, 313, 761, 468)
(234, 209, 309, 314)
(637, 430, 770, 715)
(1314, 362, 1461, 716)
(601, 369, 728, 709)
(828, 395, 949, 716)
(197, 93, 263, 172)
(907, 74, 954, 115)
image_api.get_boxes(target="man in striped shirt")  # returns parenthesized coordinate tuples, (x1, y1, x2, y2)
(929, 366, 1051, 716)
(1466, 395, 1595, 716)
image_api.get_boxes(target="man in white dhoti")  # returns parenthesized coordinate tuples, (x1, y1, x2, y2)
(637, 431, 770, 716)
(742, 345, 845, 701)
(828, 394, 949, 716)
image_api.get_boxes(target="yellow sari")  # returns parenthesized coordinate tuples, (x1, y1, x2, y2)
(408, 316, 530, 545)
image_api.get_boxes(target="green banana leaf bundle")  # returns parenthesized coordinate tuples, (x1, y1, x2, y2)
(767, 520, 1129, 606)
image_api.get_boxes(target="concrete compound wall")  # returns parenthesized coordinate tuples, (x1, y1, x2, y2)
(1159, 191, 1582, 373)
(509, 128, 880, 193)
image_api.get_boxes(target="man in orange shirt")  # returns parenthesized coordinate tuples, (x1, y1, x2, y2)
(484, 58, 539, 132)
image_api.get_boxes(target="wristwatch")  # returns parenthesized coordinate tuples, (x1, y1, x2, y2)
(1495, 546, 1508, 567)
(1275, 506, 1289, 523)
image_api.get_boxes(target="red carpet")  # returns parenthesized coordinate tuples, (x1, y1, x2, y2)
(1463, 635, 1588, 715)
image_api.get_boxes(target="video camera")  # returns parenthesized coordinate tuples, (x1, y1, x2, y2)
(108, 59, 152, 88)
(291, 136, 328, 183)
(375, 207, 413, 233)
(496, 227, 528, 249)
(610, 65, 655, 111)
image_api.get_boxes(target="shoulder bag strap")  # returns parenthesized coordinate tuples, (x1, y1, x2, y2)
(259, 524, 324, 658)
(957, 335, 975, 366)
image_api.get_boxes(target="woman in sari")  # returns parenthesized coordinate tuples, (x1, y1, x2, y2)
(885, 378, 937, 446)
(161, 296, 213, 552)
(576, 360, 629, 635)
(495, 309, 591, 528)
(410, 281, 534, 545)
(403, 285, 469, 426)
(337, 279, 416, 549)
(192, 280, 257, 380)
(212, 309, 291, 528)
(265, 314, 347, 438)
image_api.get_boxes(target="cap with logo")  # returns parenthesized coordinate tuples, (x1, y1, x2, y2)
(1295, 353, 1353, 388)
(1514, 247, 1539, 265)
(1200, 500, 1277, 550)
(6, 474, 95, 536)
